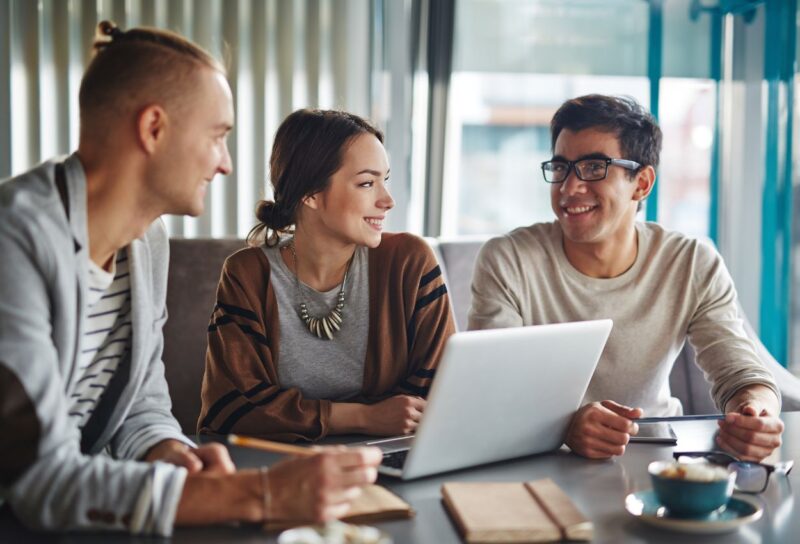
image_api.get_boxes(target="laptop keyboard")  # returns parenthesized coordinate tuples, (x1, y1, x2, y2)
(381, 449, 409, 469)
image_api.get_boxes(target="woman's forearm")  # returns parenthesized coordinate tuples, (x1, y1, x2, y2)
(329, 402, 369, 434)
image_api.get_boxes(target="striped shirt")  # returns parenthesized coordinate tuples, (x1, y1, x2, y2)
(69, 251, 132, 428)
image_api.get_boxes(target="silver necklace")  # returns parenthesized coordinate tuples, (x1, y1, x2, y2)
(287, 241, 353, 340)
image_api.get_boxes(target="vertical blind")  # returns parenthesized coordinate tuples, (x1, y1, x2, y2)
(0, 0, 374, 238)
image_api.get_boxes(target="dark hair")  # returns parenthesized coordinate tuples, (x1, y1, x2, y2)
(248, 109, 384, 246)
(79, 21, 225, 133)
(550, 94, 662, 171)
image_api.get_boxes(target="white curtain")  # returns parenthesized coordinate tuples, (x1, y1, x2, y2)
(0, 0, 373, 238)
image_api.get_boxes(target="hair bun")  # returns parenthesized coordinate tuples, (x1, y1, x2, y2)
(255, 200, 292, 230)
(97, 20, 124, 42)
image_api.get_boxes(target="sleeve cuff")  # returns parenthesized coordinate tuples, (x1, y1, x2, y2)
(129, 463, 188, 536)
(118, 425, 197, 461)
(318, 399, 332, 439)
(717, 379, 782, 413)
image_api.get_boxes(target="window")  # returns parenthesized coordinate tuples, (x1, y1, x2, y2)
(443, 0, 650, 236)
(442, 0, 717, 239)
(657, 78, 715, 237)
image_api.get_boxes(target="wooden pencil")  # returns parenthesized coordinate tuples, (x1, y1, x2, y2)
(227, 434, 320, 457)
(636, 414, 724, 423)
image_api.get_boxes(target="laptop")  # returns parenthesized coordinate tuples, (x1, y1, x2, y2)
(366, 319, 612, 480)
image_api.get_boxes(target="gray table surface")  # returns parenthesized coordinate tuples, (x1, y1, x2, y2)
(3, 412, 799, 543)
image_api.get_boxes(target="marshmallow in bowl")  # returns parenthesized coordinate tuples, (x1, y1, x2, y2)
(659, 462, 730, 482)
(278, 521, 389, 544)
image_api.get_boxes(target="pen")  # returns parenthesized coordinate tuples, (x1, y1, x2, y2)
(635, 414, 725, 423)
(228, 434, 320, 457)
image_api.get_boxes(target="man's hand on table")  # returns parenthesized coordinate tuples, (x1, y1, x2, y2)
(565, 400, 642, 459)
(174, 445, 382, 526)
(144, 439, 235, 474)
(268, 446, 383, 522)
(718, 384, 784, 462)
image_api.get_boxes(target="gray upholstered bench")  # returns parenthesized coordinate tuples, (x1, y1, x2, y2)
(163, 237, 800, 434)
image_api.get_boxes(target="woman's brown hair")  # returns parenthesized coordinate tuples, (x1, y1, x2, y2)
(248, 109, 384, 247)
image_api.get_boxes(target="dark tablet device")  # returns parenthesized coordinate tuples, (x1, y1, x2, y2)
(629, 422, 678, 444)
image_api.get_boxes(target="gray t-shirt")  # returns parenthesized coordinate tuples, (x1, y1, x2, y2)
(264, 240, 369, 400)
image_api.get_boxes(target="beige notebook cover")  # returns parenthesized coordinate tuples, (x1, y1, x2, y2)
(265, 484, 414, 531)
(441, 478, 593, 543)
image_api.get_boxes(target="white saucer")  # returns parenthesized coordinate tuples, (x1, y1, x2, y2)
(625, 490, 763, 534)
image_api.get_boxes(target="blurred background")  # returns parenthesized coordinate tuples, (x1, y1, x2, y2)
(0, 0, 797, 371)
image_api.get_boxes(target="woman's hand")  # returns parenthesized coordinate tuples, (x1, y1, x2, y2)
(329, 395, 426, 436)
(362, 395, 426, 436)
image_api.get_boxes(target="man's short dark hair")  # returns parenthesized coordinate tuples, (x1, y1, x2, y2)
(550, 94, 662, 172)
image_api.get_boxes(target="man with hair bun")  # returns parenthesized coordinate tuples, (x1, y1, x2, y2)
(469, 94, 783, 463)
(0, 21, 380, 535)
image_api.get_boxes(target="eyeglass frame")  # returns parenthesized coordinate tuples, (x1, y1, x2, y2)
(672, 450, 794, 493)
(540, 157, 642, 184)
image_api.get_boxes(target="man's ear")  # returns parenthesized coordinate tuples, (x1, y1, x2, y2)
(137, 104, 168, 155)
(633, 165, 656, 202)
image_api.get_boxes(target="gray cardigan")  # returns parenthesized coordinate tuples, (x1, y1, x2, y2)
(0, 154, 191, 535)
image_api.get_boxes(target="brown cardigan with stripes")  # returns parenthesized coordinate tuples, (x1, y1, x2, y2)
(197, 233, 456, 442)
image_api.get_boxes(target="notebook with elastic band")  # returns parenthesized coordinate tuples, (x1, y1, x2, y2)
(441, 478, 593, 543)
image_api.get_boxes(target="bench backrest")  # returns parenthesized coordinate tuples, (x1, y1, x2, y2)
(163, 237, 796, 433)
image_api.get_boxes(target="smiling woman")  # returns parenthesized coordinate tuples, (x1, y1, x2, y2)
(198, 109, 457, 442)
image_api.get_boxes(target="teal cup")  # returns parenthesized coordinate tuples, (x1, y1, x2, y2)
(648, 460, 735, 518)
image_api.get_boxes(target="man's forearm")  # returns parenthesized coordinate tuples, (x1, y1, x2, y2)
(143, 439, 189, 462)
(175, 470, 262, 525)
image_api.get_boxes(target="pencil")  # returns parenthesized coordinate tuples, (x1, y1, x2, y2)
(228, 434, 320, 457)
(636, 414, 725, 423)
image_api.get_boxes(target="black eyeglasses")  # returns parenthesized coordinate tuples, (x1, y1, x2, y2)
(541, 158, 641, 183)
(673, 451, 794, 493)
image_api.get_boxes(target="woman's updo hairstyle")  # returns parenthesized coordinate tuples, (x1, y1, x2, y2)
(248, 109, 384, 246)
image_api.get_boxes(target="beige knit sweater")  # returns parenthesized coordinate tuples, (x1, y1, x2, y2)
(468, 221, 778, 416)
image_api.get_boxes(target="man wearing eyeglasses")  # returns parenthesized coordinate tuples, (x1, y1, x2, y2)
(468, 94, 783, 463)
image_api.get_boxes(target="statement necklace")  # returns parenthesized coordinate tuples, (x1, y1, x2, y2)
(287, 241, 353, 340)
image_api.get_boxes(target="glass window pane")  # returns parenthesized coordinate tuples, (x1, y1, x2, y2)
(446, 0, 651, 236)
(445, 0, 716, 239)
(453, 0, 648, 76)
(443, 70, 647, 235)
(662, 0, 713, 79)
(656, 78, 715, 237)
